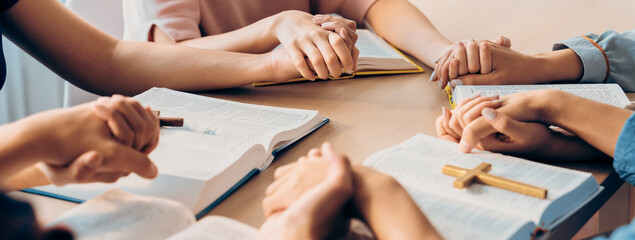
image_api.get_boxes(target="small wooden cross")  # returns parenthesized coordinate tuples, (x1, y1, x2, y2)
(442, 163, 548, 199)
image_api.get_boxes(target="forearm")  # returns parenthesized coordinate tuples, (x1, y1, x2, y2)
(526, 131, 608, 161)
(103, 41, 275, 95)
(0, 121, 46, 183)
(542, 91, 632, 156)
(3, 0, 281, 96)
(169, 15, 279, 53)
(366, 0, 451, 67)
(1, 166, 50, 191)
(534, 49, 584, 83)
(352, 166, 442, 240)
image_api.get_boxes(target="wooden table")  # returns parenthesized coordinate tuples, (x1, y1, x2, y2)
(9, 0, 635, 239)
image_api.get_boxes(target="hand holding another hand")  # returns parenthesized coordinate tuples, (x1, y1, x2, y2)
(34, 97, 159, 186)
(259, 143, 354, 240)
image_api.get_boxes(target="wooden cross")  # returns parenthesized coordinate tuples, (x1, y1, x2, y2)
(442, 163, 548, 199)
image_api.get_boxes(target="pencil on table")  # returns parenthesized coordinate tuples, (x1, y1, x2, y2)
(151, 110, 184, 127)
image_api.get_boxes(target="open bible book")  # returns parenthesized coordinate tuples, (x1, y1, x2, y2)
(27, 88, 329, 218)
(363, 134, 602, 240)
(48, 189, 257, 240)
(254, 29, 423, 86)
(447, 83, 630, 108)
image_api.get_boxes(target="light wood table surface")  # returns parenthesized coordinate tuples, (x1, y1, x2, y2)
(9, 0, 635, 239)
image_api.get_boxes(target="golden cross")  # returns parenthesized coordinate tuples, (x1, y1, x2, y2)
(442, 163, 548, 199)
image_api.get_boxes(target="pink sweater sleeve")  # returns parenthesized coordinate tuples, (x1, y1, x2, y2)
(123, 0, 201, 42)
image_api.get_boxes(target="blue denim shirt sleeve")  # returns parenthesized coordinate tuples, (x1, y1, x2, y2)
(614, 113, 635, 186)
(552, 29, 635, 92)
(593, 113, 635, 240)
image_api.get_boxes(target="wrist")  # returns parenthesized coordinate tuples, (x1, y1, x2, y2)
(537, 89, 569, 126)
(534, 49, 583, 83)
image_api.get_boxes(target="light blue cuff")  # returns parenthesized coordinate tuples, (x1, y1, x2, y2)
(614, 113, 635, 186)
(553, 35, 607, 83)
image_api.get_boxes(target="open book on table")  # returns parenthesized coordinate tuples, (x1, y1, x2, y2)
(253, 29, 423, 86)
(25, 88, 329, 218)
(446, 83, 631, 108)
(48, 189, 257, 240)
(363, 134, 602, 240)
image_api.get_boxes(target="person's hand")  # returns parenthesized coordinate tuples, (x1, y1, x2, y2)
(431, 36, 511, 89)
(19, 102, 158, 186)
(273, 10, 357, 80)
(92, 95, 160, 154)
(259, 143, 354, 240)
(436, 94, 502, 141)
(436, 91, 570, 157)
(312, 14, 360, 71)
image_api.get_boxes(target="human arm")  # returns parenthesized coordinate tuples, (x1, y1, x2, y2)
(2, 0, 306, 96)
(457, 90, 630, 158)
(435, 94, 606, 161)
(438, 29, 635, 89)
(259, 143, 354, 240)
(263, 143, 442, 240)
(363, 0, 451, 68)
(0, 101, 159, 187)
(135, 0, 358, 80)
(351, 166, 442, 240)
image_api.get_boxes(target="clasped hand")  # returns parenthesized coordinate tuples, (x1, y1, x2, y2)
(34, 95, 160, 186)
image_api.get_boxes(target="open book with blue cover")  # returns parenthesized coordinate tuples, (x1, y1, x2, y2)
(25, 88, 328, 218)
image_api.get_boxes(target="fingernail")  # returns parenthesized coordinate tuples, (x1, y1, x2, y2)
(459, 141, 472, 153)
(85, 153, 102, 169)
(438, 78, 443, 89)
(482, 108, 497, 121)
(321, 22, 333, 28)
(313, 15, 325, 22)
(450, 79, 463, 87)
(489, 93, 500, 98)
(429, 71, 436, 82)
(457, 41, 464, 47)
(442, 106, 446, 118)
(470, 92, 481, 98)
(492, 99, 503, 104)
(468, 38, 476, 43)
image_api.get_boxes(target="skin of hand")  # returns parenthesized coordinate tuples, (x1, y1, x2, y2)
(263, 143, 442, 240)
(92, 95, 160, 154)
(273, 11, 357, 80)
(445, 91, 611, 161)
(432, 36, 511, 89)
(259, 143, 354, 240)
(436, 40, 585, 89)
(312, 14, 360, 71)
(364, 0, 453, 67)
(6, 0, 355, 95)
(0, 102, 159, 186)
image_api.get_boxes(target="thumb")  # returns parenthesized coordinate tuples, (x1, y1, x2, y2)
(481, 108, 530, 139)
(104, 143, 158, 179)
(494, 35, 512, 48)
(456, 74, 491, 85)
(41, 151, 103, 186)
(321, 142, 351, 182)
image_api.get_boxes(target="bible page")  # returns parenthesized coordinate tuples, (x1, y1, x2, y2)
(453, 84, 630, 107)
(148, 128, 262, 180)
(405, 187, 534, 240)
(168, 216, 257, 240)
(135, 88, 319, 152)
(363, 134, 598, 228)
(47, 189, 195, 240)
